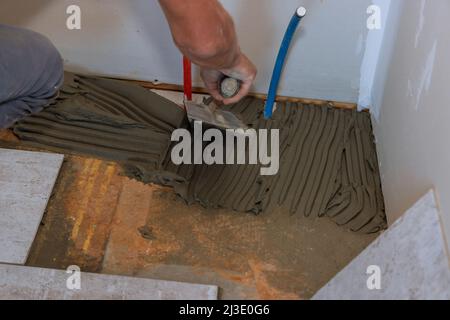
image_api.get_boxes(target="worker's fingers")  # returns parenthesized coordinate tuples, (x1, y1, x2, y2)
(200, 68, 225, 101)
(203, 82, 224, 102)
(207, 87, 224, 102)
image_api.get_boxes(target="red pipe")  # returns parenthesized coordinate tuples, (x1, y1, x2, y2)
(183, 56, 193, 101)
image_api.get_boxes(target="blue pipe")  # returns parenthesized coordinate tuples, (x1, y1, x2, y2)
(265, 7, 306, 119)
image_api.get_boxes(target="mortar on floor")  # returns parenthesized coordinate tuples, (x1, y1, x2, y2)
(13, 73, 386, 233)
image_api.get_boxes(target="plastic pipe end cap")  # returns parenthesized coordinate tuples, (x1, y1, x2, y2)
(220, 78, 240, 98)
(296, 7, 307, 17)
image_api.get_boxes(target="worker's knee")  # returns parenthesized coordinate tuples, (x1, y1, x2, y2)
(0, 25, 63, 127)
(26, 29, 64, 98)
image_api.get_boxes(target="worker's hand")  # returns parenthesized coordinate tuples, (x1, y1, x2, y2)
(201, 53, 257, 105)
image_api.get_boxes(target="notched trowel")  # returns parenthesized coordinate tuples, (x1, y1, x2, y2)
(184, 77, 249, 130)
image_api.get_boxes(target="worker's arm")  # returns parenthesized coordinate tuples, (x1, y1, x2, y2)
(158, 0, 257, 104)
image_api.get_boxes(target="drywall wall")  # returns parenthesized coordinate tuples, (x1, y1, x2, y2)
(0, 0, 371, 103)
(373, 0, 450, 245)
(359, 0, 403, 117)
(358, 0, 391, 111)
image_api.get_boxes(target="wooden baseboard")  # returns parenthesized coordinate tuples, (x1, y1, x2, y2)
(128, 80, 358, 110)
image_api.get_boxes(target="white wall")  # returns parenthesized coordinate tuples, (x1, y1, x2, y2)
(0, 0, 371, 103)
(359, 0, 404, 118)
(372, 0, 450, 244)
(358, 0, 391, 111)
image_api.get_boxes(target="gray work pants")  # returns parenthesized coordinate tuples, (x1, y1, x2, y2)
(0, 24, 63, 128)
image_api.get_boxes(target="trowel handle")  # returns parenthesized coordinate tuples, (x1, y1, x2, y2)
(208, 103, 217, 113)
(219, 77, 240, 99)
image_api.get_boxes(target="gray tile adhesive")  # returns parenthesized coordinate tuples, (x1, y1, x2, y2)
(13, 73, 387, 233)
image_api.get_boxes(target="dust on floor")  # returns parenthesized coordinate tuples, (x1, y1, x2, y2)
(13, 151, 378, 299)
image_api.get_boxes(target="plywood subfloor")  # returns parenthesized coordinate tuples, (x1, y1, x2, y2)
(0, 129, 378, 299)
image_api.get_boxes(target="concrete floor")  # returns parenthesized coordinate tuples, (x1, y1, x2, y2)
(0, 129, 378, 299)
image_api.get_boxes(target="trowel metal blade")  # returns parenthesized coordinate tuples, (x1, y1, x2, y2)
(184, 100, 248, 130)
